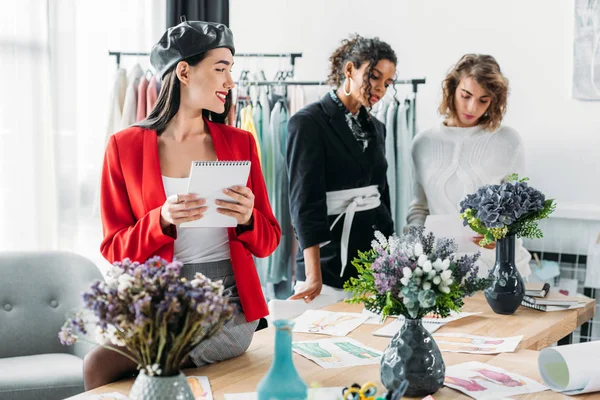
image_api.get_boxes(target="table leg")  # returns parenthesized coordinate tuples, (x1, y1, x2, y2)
(558, 333, 573, 346)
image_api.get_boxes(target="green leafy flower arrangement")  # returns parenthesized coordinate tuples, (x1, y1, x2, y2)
(460, 174, 556, 246)
(344, 227, 491, 320)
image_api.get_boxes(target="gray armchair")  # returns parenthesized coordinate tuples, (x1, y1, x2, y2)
(0, 251, 103, 400)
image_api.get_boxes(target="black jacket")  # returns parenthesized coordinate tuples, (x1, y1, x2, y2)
(286, 93, 394, 289)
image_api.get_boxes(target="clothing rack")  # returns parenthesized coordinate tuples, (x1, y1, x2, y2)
(236, 78, 427, 132)
(108, 50, 302, 72)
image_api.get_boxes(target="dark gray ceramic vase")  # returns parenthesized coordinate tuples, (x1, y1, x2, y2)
(484, 235, 525, 315)
(380, 318, 445, 397)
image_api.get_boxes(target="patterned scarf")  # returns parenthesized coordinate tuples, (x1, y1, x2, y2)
(329, 91, 374, 152)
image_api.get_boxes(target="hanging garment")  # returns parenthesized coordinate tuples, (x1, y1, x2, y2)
(136, 76, 149, 122)
(266, 100, 293, 298)
(146, 75, 158, 116)
(105, 68, 127, 143)
(240, 104, 262, 164)
(384, 100, 398, 225)
(120, 64, 143, 129)
(395, 99, 413, 231)
(288, 85, 306, 116)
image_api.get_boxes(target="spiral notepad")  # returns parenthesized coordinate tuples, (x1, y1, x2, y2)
(180, 160, 251, 228)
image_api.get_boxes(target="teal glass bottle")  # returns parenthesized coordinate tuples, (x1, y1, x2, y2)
(257, 320, 308, 400)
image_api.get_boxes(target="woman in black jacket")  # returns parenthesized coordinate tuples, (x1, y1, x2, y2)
(287, 34, 397, 304)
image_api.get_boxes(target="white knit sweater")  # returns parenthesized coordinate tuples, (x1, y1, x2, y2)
(407, 123, 532, 278)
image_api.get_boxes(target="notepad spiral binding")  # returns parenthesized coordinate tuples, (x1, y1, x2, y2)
(191, 160, 250, 167)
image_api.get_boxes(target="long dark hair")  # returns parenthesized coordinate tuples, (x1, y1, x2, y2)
(327, 34, 398, 108)
(136, 52, 232, 135)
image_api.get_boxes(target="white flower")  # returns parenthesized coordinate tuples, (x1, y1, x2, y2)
(433, 258, 444, 271)
(445, 279, 454, 286)
(423, 282, 432, 290)
(400, 277, 410, 286)
(414, 243, 423, 257)
(428, 270, 437, 279)
(442, 258, 451, 270)
(403, 297, 411, 305)
(146, 363, 162, 377)
(417, 254, 428, 267)
(117, 274, 135, 292)
(413, 267, 424, 277)
(422, 260, 433, 273)
(439, 285, 451, 294)
(441, 270, 453, 281)
(433, 276, 441, 285)
(106, 325, 126, 347)
(371, 239, 381, 249)
(389, 236, 400, 254)
(415, 277, 422, 285)
(374, 231, 388, 248)
(402, 267, 413, 279)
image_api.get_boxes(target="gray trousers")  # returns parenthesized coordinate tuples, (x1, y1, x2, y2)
(181, 260, 258, 367)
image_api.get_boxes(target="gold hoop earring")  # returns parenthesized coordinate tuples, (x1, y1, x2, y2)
(343, 77, 353, 96)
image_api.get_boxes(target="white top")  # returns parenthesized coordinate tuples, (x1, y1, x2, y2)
(407, 123, 531, 277)
(162, 176, 231, 264)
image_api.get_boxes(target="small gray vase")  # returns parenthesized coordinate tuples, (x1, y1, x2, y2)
(380, 318, 445, 397)
(129, 371, 194, 400)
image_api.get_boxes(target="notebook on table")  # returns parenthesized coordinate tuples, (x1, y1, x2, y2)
(180, 160, 251, 228)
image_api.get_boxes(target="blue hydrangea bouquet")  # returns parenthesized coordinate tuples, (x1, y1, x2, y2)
(460, 174, 556, 246)
(344, 227, 491, 319)
(59, 256, 233, 377)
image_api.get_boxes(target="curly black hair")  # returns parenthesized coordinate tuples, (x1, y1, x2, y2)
(327, 34, 398, 107)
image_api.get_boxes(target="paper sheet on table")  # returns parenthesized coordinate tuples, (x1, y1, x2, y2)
(372, 311, 481, 337)
(444, 361, 547, 399)
(424, 214, 482, 253)
(538, 340, 600, 394)
(292, 337, 381, 369)
(77, 393, 129, 399)
(361, 308, 388, 324)
(224, 387, 345, 400)
(433, 333, 522, 354)
(584, 232, 600, 288)
(186, 376, 213, 400)
(293, 310, 369, 336)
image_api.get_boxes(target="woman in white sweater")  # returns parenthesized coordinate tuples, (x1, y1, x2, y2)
(407, 54, 531, 278)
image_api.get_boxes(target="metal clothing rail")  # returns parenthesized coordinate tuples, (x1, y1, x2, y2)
(236, 78, 427, 131)
(108, 50, 302, 70)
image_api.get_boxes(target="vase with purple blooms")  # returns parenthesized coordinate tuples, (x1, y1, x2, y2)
(344, 227, 491, 396)
(58, 257, 234, 400)
(460, 174, 556, 315)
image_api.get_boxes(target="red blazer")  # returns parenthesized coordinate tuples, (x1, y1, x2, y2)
(100, 120, 281, 322)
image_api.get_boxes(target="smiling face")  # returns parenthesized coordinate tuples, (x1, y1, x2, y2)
(347, 58, 396, 108)
(176, 47, 235, 114)
(452, 76, 492, 127)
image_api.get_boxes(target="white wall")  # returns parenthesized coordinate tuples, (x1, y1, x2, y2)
(231, 0, 600, 220)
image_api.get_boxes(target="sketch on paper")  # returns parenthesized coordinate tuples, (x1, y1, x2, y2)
(444, 361, 547, 399)
(573, 0, 600, 100)
(292, 338, 381, 368)
(293, 310, 368, 336)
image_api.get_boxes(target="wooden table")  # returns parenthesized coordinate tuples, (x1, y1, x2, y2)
(68, 292, 596, 399)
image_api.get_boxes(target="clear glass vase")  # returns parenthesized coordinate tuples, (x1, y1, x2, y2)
(484, 235, 525, 315)
(129, 370, 194, 400)
(257, 320, 308, 400)
(380, 318, 445, 397)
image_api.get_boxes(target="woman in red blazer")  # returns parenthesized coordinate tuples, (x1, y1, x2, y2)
(84, 21, 281, 390)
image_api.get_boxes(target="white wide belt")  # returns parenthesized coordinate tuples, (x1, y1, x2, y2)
(325, 185, 381, 277)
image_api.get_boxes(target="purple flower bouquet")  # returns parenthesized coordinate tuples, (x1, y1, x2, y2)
(59, 256, 234, 377)
(344, 227, 490, 319)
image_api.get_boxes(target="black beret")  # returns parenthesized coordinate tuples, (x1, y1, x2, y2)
(150, 20, 235, 79)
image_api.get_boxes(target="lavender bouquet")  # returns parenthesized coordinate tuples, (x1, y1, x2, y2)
(59, 256, 233, 377)
(344, 227, 490, 319)
(460, 175, 556, 246)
